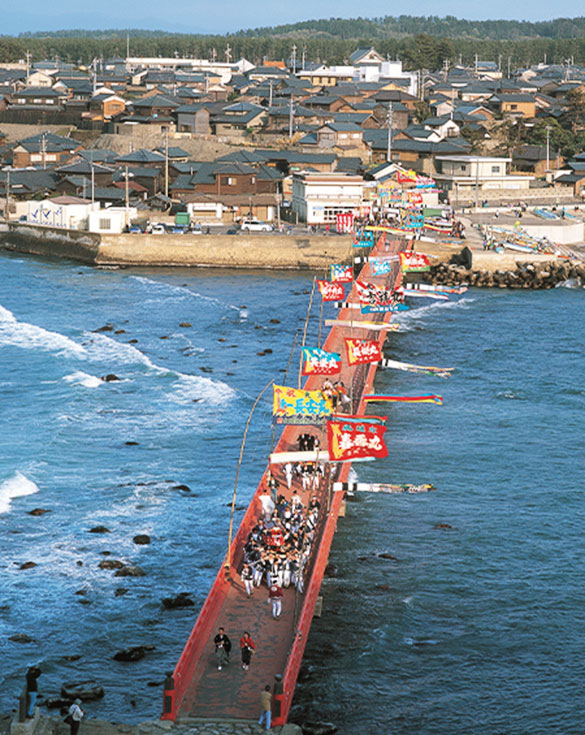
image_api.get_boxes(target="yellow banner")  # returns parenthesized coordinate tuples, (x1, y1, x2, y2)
(273, 385, 334, 425)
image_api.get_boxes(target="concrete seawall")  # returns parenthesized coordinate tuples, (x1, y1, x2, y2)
(0, 223, 353, 270)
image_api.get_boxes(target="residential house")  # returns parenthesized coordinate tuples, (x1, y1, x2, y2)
(490, 93, 536, 119)
(292, 171, 364, 224)
(316, 122, 364, 150)
(12, 133, 83, 168)
(513, 144, 564, 175)
(433, 155, 534, 199)
(175, 103, 211, 135)
(11, 87, 68, 109)
(212, 102, 266, 135)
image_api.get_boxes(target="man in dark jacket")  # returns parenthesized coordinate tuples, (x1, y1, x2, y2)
(213, 627, 231, 670)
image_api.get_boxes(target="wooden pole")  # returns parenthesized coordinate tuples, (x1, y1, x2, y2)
(225, 378, 274, 577)
(297, 276, 316, 389)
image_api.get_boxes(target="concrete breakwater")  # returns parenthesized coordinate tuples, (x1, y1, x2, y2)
(0, 223, 351, 270)
(427, 258, 585, 289)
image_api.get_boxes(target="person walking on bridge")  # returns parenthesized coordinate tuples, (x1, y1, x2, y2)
(240, 631, 256, 670)
(258, 685, 272, 730)
(213, 627, 231, 671)
(268, 582, 283, 619)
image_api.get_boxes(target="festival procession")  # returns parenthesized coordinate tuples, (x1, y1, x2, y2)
(162, 180, 463, 729)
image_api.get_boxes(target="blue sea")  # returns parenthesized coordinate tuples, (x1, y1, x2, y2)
(0, 250, 583, 734)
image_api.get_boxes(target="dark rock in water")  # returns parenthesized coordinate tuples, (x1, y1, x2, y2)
(61, 682, 104, 701)
(89, 526, 111, 534)
(297, 664, 315, 683)
(100, 551, 111, 556)
(226, 372, 235, 376)
(162, 592, 195, 610)
(94, 325, 114, 332)
(264, 348, 273, 354)
(133, 534, 151, 545)
(101, 374, 119, 382)
(172, 484, 191, 492)
(434, 523, 453, 530)
(218, 337, 226, 342)
(62, 655, 82, 662)
(113, 645, 155, 662)
(324, 563, 338, 578)
(114, 329, 126, 334)
(269, 318, 281, 324)
(378, 552, 398, 561)
(114, 588, 129, 597)
(232, 359, 237, 363)
(356, 556, 369, 562)
(200, 366, 213, 373)
(28, 508, 51, 516)
(125, 441, 139, 446)
(147, 681, 162, 687)
(98, 560, 124, 570)
(302, 721, 338, 735)
(114, 565, 146, 577)
(75, 589, 87, 596)
(19, 561, 37, 570)
(240, 305, 247, 309)
(9, 633, 35, 643)
(159, 335, 169, 340)
(76, 561, 83, 567)
(127, 339, 138, 344)
(374, 584, 393, 591)
(179, 322, 192, 328)
(256, 351, 266, 356)
(78, 598, 92, 605)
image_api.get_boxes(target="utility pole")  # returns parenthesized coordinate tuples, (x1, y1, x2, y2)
(126, 33, 130, 62)
(164, 129, 169, 198)
(125, 165, 129, 210)
(386, 102, 393, 163)
(5, 169, 10, 220)
(25, 50, 31, 84)
(545, 125, 551, 172)
(289, 96, 294, 139)
(225, 44, 232, 64)
(40, 132, 46, 170)
(291, 44, 297, 73)
(474, 53, 478, 76)
(302, 44, 306, 71)
(91, 164, 95, 205)
(269, 79, 273, 108)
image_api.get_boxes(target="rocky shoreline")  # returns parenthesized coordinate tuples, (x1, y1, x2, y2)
(427, 258, 585, 289)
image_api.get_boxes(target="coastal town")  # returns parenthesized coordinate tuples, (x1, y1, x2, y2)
(1, 46, 585, 246)
(1, 23, 585, 735)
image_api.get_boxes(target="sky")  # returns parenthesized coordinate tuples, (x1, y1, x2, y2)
(3, 0, 584, 36)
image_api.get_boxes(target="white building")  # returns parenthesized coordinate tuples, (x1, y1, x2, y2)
(88, 206, 138, 233)
(433, 156, 534, 196)
(292, 172, 364, 225)
(350, 48, 418, 96)
(26, 197, 99, 229)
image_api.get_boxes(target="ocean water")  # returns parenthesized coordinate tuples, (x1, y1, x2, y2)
(0, 251, 583, 733)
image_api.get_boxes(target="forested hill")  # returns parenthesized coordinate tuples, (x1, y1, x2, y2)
(238, 15, 585, 41)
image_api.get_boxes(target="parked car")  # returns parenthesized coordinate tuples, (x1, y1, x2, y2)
(169, 225, 187, 234)
(129, 224, 143, 233)
(150, 223, 166, 235)
(226, 227, 239, 235)
(240, 219, 273, 232)
(190, 224, 203, 235)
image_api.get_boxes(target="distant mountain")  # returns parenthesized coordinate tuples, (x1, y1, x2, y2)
(234, 15, 585, 41)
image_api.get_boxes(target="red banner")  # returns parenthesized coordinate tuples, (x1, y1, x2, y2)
(400, 252, 431, 272)
(327, 418, 388, 461)
(336, 212, 354, 233)
(317, 280, 345, 302)
(344, 337, 382, 366)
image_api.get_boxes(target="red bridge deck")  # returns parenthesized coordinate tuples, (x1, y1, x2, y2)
(165, 234, 406, 725)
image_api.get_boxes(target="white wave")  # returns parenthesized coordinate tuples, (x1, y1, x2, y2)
(0, 471, 40, 514)
(348, 467, 359, 484)
(396, 297, 475, 328)
(129, 275, 240, 311)
(0, 303, 86, 358)
(63, 371, 103, 389)
(83, 333, 235, 404)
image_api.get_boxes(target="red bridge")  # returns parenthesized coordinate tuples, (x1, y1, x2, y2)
(162, 233, 406, 725)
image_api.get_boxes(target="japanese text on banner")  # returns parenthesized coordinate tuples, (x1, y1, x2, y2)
(273, 385, 334, 425)
(344, 338, 382, 366)
(301, 347, 342, 376)
(327, 419, 388, 461)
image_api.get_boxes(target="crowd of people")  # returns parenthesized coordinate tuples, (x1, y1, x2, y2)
(240, 481, 322, 604)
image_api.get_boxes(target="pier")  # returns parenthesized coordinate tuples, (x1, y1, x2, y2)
(162, 232, 406, 726)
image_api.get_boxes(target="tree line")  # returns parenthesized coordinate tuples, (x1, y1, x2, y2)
(3, 30, 585, 70)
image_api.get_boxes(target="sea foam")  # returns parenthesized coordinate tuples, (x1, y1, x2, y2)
(0, 303, 86, 358)
(63, 371, 103, 388)
(0, 472, 40, 514)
